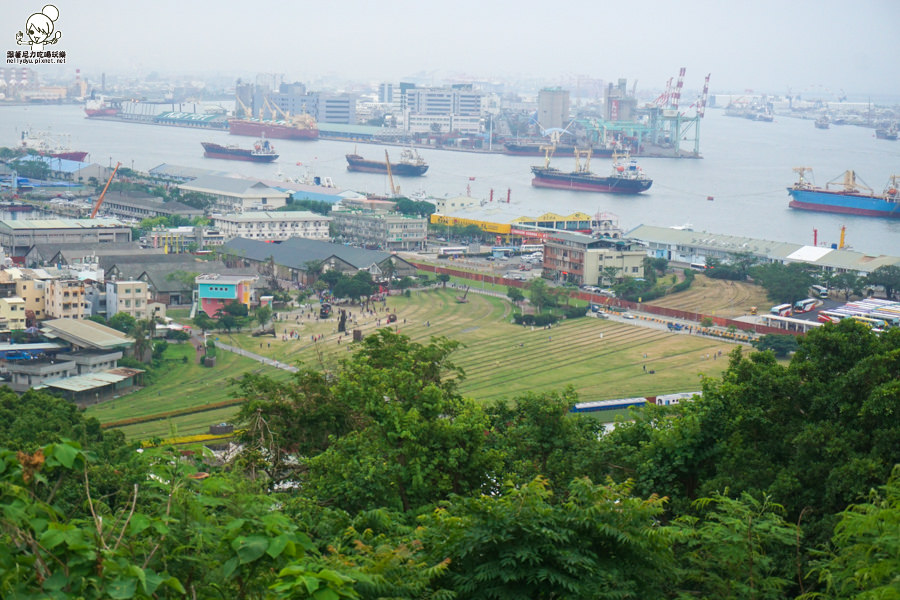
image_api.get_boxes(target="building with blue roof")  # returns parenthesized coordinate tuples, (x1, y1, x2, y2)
(14, 155, 109, 182)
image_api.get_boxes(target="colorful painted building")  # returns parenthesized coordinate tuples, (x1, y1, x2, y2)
(194, 274, 258, 318)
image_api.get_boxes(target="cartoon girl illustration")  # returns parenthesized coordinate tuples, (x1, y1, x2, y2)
(16, 5, 62, 52)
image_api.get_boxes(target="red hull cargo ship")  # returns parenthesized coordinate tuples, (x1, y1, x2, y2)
(228, 114, 318, 140)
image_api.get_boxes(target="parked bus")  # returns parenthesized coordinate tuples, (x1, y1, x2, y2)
(770, 303, 793, 317)
(689, 262, 709, 271)
(438, 246, 467, 257)
(817, 310, 845, 324)
(810, 284, 829, 299)
(872, 313, 900, 328)
(519, 244, 544, 254)
(793, 298, 819, 313)
(850, 315, 887, 330)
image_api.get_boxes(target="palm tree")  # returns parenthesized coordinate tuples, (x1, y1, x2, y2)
(129, 318, 154, 363)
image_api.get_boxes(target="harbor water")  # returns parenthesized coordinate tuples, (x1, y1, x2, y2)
(0, 104, 898, 256)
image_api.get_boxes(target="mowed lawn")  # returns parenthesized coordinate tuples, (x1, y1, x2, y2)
(94, 287, 739, 441)
(85, 343, 287, 427)
(216, 288, 735, 404)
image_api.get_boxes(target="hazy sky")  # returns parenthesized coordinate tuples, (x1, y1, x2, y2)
(7, 0, 900, 97)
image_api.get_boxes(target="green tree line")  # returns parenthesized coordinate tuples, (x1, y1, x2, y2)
(0, 320, 897, 598)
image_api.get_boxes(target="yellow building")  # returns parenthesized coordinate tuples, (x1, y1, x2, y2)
(0, 297, 26, 332)
(14, 276, 48, 321)
(431, 209, 626, 242)
(430, 213, 511, 235)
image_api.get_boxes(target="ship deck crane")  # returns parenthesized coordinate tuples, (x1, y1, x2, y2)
(90, 162, 120, 219)
(573, 147, 592, 173)
(266, 95, 293, 122)
(235, 95, 253, 119)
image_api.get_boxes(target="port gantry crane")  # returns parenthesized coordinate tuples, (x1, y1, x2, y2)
(90, 162, 120, 219)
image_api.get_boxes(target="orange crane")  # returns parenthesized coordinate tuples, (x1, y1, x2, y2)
(234, 95, 253, 119)
(90, 162, 120, 218)
(385, 150, 399, 196)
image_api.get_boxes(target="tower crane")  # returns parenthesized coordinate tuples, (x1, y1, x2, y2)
(90, 162, 120, 219)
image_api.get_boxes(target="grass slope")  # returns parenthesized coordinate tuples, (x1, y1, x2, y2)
(93, 287, 739, 440)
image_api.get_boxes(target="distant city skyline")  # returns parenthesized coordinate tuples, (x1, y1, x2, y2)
(7, 0, 900, 98)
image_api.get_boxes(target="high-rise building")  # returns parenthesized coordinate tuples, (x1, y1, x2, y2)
(538, 87, 570, 130)
(402, 85, 484, 134)
(378, 82, 394, 103)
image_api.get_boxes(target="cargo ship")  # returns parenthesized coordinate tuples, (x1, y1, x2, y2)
(875, 124, 898, 140)
(84, 97, 119, 118)
(531, 150, 652, 194)
(201, 138, 278, 162)
(346, 148, 428, 176)
(228, 113, 318, 140)
(787, 168, 900, 218)
(20, 130, 88, 162)
(503, 142, 617, 158)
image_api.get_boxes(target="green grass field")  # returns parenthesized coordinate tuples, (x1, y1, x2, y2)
(85, 343, 286, 424)
(94, 287, 738, 441)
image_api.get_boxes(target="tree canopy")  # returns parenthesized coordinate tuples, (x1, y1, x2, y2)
(1, 319, 897, 598)
(750, 262, 817, 303)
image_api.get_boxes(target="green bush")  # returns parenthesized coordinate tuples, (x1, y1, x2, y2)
(514, 313, 559, 326)
(563, 306, 587, 319)
(166, 329, 190, 342)
(671, 269, 695, 293)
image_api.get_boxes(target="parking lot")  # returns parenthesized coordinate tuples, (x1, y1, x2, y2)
(437, 252, 543, 282)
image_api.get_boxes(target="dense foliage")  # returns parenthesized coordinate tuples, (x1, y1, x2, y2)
(0, 321, 897, 597)
(280, 198, 333, 215)
(750, 262, 817, 303)
(393, 197, 436, 217)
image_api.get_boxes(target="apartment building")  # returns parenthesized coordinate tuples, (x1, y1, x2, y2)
(45, 279, 87, 320)
(543, 231, 646, 286)
(212, 211, 331, 242)
(330, 211, 427, 251)
(106, 280, 149, 320)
